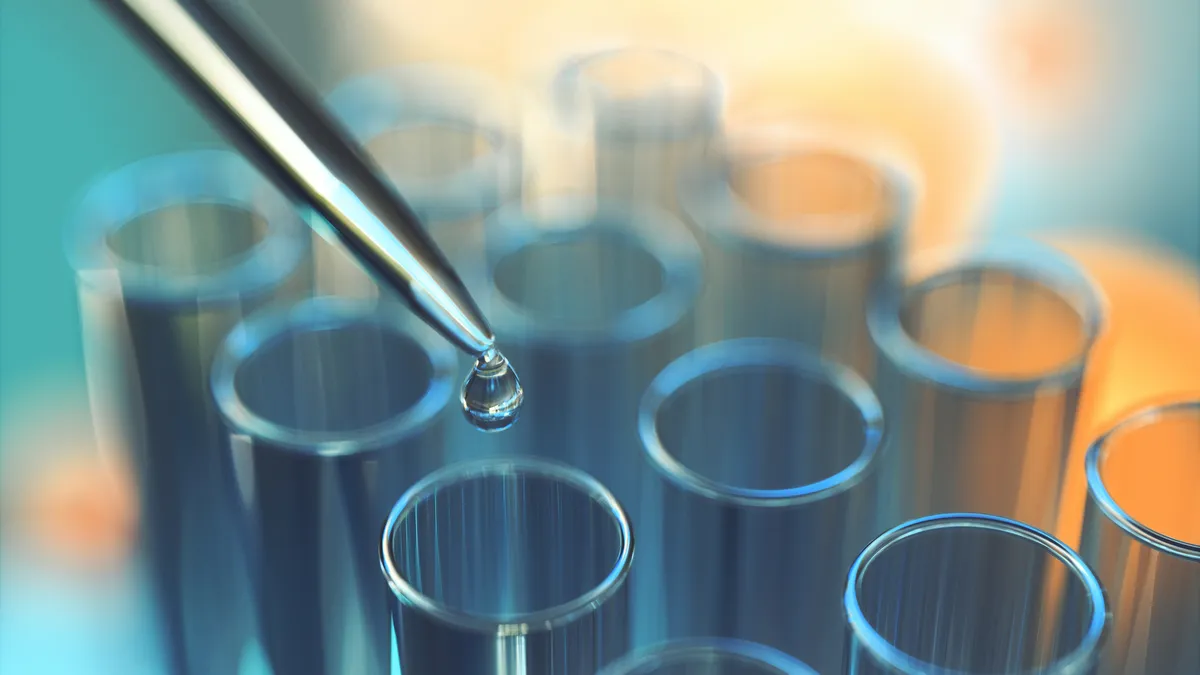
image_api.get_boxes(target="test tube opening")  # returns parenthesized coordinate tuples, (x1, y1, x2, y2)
(367, 121, 494, 181)
(104, 203, 269, 276)
(845, 514, 1108, 674)
(487, 201, 700, 343)
(381, 459, 634, 628)
(1086, 400, 1200, 556)
(213, 298, 454, 449)
(642, 339, 881, 504)
(725, 149, 892, 248)
(599, 639, 817, 675)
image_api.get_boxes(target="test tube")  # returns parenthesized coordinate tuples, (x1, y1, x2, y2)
(867, 240, 1104, 531)
(67, 150, 312, 675)
(322, 65, 522, 297)
(679, 125, 911, 371)
(552, 47, 723, 212)
(1080, 400, 1200, 675)
(843, 513, 1109, 674)
(381, 458, 634, 674)
(209, 296, 454, 675)
(598, 638, 818, 675)
(482, 195, 702, 506)
(638, 338, 884, 672)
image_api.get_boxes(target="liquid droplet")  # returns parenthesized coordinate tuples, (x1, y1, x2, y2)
(460, 349, 523, 432)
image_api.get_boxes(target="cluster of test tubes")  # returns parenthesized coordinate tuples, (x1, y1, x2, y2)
(68, 48, 1198, 675)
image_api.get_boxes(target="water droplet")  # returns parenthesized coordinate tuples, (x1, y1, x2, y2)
(460, 349, 523, 432)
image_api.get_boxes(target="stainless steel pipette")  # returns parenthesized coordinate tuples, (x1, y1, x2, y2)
(92, 0, 523, 430)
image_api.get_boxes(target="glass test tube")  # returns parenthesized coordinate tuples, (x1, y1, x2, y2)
(552, 47, 723, 212)
(598, 638, 817, 675)
(210, 296, 454, 675)
(638, 339, 884, 672)
(867, 240, 1104, 531)
(381, 458, 634, 674)
(323, 65, 523, 297)
(1080, 400, 1200, 675)
(678, 126, 911, 372)
(481, 195, 702, 505)
(844, 513, 1109, 675)
(67, 150, 312, 675)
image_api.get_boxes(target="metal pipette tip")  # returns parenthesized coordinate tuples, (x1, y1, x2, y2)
(460, 348, 524, 432)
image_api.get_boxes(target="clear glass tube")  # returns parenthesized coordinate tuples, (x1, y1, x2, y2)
(322, 64, 522, 298)
(867, 239, 1104, 531)
(66, 150, 312, 675)
(679, 124, 912, 372)
(552, 47, 723, 213)
(599, 638, 817, 675)
(209, 296, 454, 675)
(381, 458, 634, 674)
(480, 195, 702, 500)
(1080, 400, 1200, 675)
(844, 513, 1109, 675)
(638, 338, 884, 672)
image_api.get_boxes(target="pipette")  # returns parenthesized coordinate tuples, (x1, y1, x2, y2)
(92, 0, 523, 431)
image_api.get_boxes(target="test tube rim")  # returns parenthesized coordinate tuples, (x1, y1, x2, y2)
(65, 149, 310, 304)
(867, 238, 1105, 397)
(639, 337, 883, 508)
(324, 64, 522, 221)
(597, 637, 817, 675)
(379, 457, 635, 633)
(484, 197, 703, 346)
(1084, 399, 1200, 562)
(552, 45, 725, 141)
(843, 512, 1110, 675)
(677, 134, 914, 258)
(210, 295, 455, 455)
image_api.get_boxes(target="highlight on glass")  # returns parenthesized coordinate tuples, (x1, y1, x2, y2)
(1080, 400, 1199, 675)
(598, 638, 818, 675)
(843, 513, 1109, 675)
(211, 296, 455, 675)
(678, 122, 912, 370)
(66, 149, 312, 675)
(867, 238, 1105, 531)
(637, 338, 884, 672)
(381, 457, 635, 674)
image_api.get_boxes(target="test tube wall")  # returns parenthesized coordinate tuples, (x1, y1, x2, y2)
(843, 514, 1109, 674)
(381, 458, 634, 674)
(481, 195, 702, 512)
(67, 151, 313, 675)
(867, 240, 1104, 531)
(678, 125, 910, 372)
(552, 47, 723, 213)
(1080, 400, 1200, 675)
(637, 339, 884, 672)
(210, 297, 454, 675)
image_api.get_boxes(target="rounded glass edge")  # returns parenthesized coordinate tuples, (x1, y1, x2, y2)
(324, 65, 522, 220)
(483, 196, 703, 346)
(843, 512, 1110, 675)
(379, 457, 635, 633)
(638, 338, 884, 507)
(1084, 399, 1200, 562)
(866, 238, 1106, 397)
(209, 295, 456, 455)
(551, 46, 725, 141)
(65, 149, 310, 304)
(597, 637, 817, 675)
(677, 133, 916, 259)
